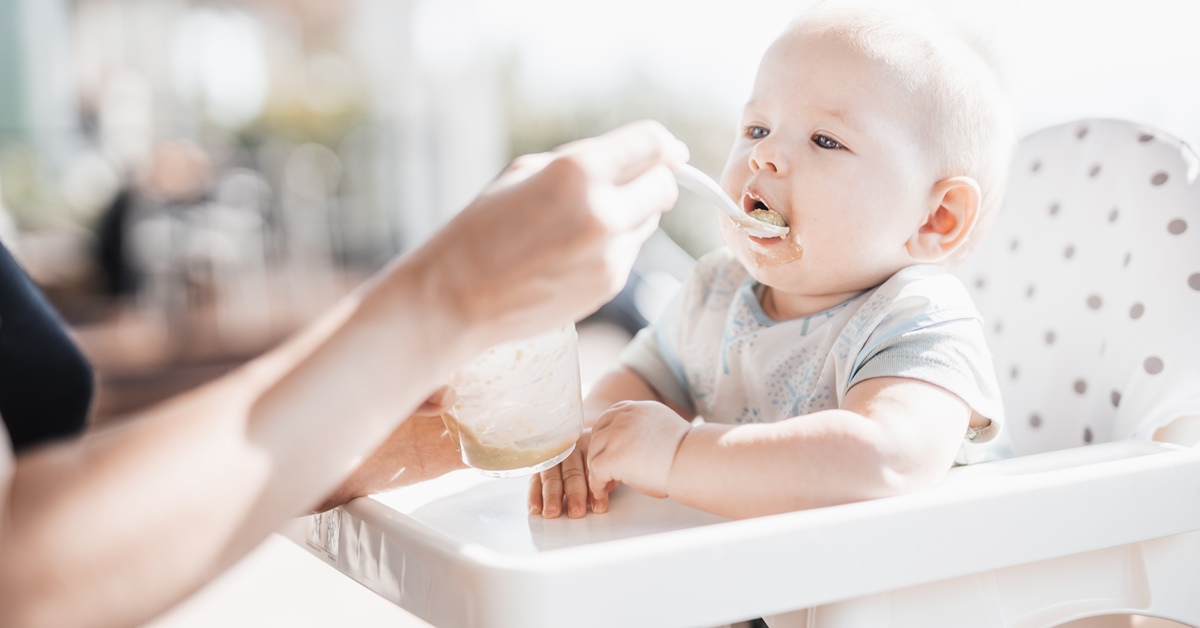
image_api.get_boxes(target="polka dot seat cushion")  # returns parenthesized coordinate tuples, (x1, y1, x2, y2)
(954, 119, 1200, 455)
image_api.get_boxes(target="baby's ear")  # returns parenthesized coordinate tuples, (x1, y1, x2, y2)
(907, 176, 981, 262)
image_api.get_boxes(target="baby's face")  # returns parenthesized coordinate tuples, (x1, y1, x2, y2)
(719, 30, 935, 312)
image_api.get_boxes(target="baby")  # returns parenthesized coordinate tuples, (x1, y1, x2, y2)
(530, 6, 1013, 520)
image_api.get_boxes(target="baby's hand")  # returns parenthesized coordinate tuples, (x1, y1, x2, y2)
(586, 401, 691, 505)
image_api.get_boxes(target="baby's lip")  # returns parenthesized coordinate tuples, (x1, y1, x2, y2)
(741, 186, 786, 220)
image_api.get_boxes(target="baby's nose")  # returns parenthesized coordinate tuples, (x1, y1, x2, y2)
(749, 141, 785, 174)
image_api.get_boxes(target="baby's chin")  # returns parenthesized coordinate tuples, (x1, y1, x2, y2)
(730, 246, 804, 285)
(722, 229, 804, 270)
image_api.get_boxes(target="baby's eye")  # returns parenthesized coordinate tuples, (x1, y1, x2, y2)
(812, 134, 842, 150)
(746, 125, 770, 140)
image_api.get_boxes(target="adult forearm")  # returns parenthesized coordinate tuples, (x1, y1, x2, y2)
(666, 410, 905, 519)
(0, 256, 477, 628)
(0, 119, 688, 627)
(240, 251, 479, 535)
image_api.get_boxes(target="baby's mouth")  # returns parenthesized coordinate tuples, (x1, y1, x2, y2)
(742, 191, 789, 229)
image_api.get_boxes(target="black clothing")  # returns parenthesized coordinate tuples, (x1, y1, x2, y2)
(0, 242, 93, 452)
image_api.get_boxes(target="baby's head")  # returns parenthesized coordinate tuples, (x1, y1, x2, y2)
(718, 6, 1013, 307)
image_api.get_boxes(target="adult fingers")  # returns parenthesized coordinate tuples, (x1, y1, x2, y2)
(592, 163, 679, 235)
(539, 463, 565, 518)
(528, 472, 545, 515)
(564, 120, 689, 187)
(560, 448, 589, 518)
(414, 386, 456, 416)
(601, 195, 667, 269)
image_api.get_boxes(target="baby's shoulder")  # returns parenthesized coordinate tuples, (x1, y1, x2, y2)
(880, 264, 974, 308)
(849, 264, 980, 341)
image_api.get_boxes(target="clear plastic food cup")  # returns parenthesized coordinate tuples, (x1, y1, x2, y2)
(442, 324, 584, 478)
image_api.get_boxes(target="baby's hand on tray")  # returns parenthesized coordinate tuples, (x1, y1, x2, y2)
(586, 401, 691, 508)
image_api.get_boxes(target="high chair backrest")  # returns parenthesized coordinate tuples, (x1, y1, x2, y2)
(954, 119, 1200, 456)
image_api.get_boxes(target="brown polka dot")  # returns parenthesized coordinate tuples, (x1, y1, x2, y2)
(1064, 245, 1075, 259)
(1026, 284, 1036, 298)
(1111, 390, 1122, 407)
(1138, 133, 1155, 143)
(1108, 208, 1119, 223)
(1073, 379, 1087, 394)
(1010, 365, 1019, 380)
(1130, 303, 1145, 319)
(1030, 413, 1042, 428)
(1151, 172, 1169, 186)
(1049, 202, 1061, 216)
(1031, 160, 1041, 173)
(1086, 294, 1102, 309)
(1190, 273, 1200, 291)
(1083, 427, 1094, 444)
(1076, 125, 1089, 139)
(1168, 219, 1187, 235)
(1045, 330, 1056, 344)
(1088, 164, 1101, 177)
(1144, 356, 1164, 375)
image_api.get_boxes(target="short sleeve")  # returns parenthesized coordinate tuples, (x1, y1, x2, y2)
(849, 317, 1008, 462)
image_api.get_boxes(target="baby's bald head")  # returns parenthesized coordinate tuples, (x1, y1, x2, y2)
(784, 6, 1014, 249)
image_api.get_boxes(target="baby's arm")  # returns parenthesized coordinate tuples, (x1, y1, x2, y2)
(529, 366, 692, 517)
(591, 376, 971, 519)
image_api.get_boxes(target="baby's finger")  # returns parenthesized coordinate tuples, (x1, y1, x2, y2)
(560, 449, 589, 518)
(528, 472, 545, 515)
(586, 449, 611, 504)
(591, 487, 611, 514)
(540, 464, 565, 518)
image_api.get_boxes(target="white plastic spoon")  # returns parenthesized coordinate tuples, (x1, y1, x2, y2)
(673, 163, 789, 239)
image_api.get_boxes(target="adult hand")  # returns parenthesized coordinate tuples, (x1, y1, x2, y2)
(586, 400, 691, 505)
(528, 431, 593, 518)
(313, 386, 465, 512)
(411, 120, 689, 351)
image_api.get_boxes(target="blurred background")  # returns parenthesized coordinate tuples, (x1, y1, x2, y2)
(1, 1, 1196, 625)
(1, 0, 1197, 424)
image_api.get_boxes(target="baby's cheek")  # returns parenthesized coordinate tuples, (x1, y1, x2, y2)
(717, 217, 745, 248)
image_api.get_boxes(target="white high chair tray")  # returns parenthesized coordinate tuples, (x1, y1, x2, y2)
(282, 440, 1200, 628)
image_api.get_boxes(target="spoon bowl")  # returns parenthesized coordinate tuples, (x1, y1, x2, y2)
(673, 164, 790, 239)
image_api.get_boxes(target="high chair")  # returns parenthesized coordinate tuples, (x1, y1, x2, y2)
(285, 119, 1200, 628)
(774, 119, 1200, 626)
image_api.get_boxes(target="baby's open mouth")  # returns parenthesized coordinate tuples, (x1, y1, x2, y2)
(743, 193, 788, 229)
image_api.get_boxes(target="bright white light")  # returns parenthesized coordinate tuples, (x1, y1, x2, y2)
(416, 0, 1200, 145)
(170, 8, 269, 130)
(423, 0, 811, 112)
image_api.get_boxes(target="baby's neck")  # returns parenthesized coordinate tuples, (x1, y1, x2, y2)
(760, 285, 867, 321)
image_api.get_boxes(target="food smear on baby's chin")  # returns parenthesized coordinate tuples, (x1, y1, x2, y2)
(751, 236, 803, 265)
